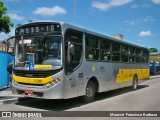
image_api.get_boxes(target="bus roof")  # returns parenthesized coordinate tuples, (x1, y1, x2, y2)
(16, 21, 148, 50)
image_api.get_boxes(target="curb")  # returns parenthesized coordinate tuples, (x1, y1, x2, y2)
(0, 86, 9, 91)
(149, 75, 160, 79)
(0, 97, 34, 105)
(0, 97, 18, 105)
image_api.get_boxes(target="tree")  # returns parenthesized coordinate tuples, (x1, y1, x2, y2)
(0, 0, 14, 33)
(149, 48, 158, 53)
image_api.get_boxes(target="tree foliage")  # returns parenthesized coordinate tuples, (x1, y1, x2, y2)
(0, 0, 14, 33)
(149, 48, 158, 53)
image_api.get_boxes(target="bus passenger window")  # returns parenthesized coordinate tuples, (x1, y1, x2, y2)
(101, 51, 111, 61)
(100, 39, 111, 61)
(112, 42, 120, 62)
(135, 49, 141, 63)
(129, 47, 135, 63)
(86, 35, 99, 60)
(121, 45, 128, 62)
(142, 50, 149, 64)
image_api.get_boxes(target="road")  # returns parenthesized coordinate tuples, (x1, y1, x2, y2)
(0, 77, 160, 120)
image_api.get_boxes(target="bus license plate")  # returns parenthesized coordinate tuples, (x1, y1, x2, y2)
(24, 90, 33, 94)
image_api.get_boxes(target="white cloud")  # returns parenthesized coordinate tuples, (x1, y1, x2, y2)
(139, 31, 152, 37)
(33, 6, 66, 16)
(8, 13, 24, 21)
(143, 16, 155, 22)
(125, 20, 136, 26)
(124, 16, 155, 27)
(151, 0, 160, 4)
(131, 3, 151, 8)
(0, 28, 15, 41)
(142, 3, 151, 8)
(92, 0, 133, 11)
(92, 1, 110, 11)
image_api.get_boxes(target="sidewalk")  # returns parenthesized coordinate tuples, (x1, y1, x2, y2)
(0, 87, 24, 105)
(0, 75, 160, 105)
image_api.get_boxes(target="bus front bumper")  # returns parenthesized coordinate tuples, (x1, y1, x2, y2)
(12, 81, 65, 99)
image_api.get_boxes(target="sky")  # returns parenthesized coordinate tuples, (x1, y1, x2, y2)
(1, 0, 160, 51)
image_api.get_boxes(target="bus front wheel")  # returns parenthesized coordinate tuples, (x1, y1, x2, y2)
(82, 81, 96, 103)
(132, 75, 138, 90)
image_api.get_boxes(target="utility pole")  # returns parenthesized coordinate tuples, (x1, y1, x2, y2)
(74, 0, 76, 25)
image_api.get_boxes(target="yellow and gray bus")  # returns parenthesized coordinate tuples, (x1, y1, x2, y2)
(9, 21, 149, 103)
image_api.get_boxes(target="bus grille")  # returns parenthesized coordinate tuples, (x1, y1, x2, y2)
(13, 67, 63, 78)
(13, 71, 50, 78)
(17, 82, 44, 86)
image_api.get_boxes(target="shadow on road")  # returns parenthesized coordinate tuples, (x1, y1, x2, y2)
(95, 85, 149, 101)
(15, 85, 149, 111)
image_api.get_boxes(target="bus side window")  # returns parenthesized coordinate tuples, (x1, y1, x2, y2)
(135, 49, 141, 63)
(86, 35, 99, 60)
(129, 47, 135, 63)
(121, 45, 128, 62)
(142, 50, 149, 64)
(112, 42, 120, 62)
(100, 39, 111, 61)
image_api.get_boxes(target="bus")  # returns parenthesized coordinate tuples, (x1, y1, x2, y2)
(8, 21, 149, 103)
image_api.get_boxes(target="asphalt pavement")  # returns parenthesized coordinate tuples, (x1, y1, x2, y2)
(0, 75, 160, 105)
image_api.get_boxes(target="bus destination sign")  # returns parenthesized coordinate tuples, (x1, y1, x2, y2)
(16, 24, 61, 35)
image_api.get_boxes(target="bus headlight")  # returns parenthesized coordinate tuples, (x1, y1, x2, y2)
(44, 77, 62, 88)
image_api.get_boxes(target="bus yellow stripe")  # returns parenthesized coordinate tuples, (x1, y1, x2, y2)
(12, 74, 54, 84)
(116, 69, 149, 83)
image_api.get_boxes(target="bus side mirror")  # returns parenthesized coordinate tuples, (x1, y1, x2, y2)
(7, 64, 12, 74)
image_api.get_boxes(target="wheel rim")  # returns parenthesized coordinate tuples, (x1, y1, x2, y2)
(86, 86, 94, 98)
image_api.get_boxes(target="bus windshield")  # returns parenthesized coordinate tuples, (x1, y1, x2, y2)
(43, 36, 62, 66)
(15, 36, 62, 70)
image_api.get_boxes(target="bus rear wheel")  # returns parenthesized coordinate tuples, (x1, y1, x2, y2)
(82, 81, 96, 103)
(132, 75, 138, 90)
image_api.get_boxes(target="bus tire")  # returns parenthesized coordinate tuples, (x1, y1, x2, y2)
(132, 75, 138, 90)
(82, 81, 96, 103)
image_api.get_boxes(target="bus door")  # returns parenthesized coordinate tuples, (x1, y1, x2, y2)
(64, 29, 83, 98)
